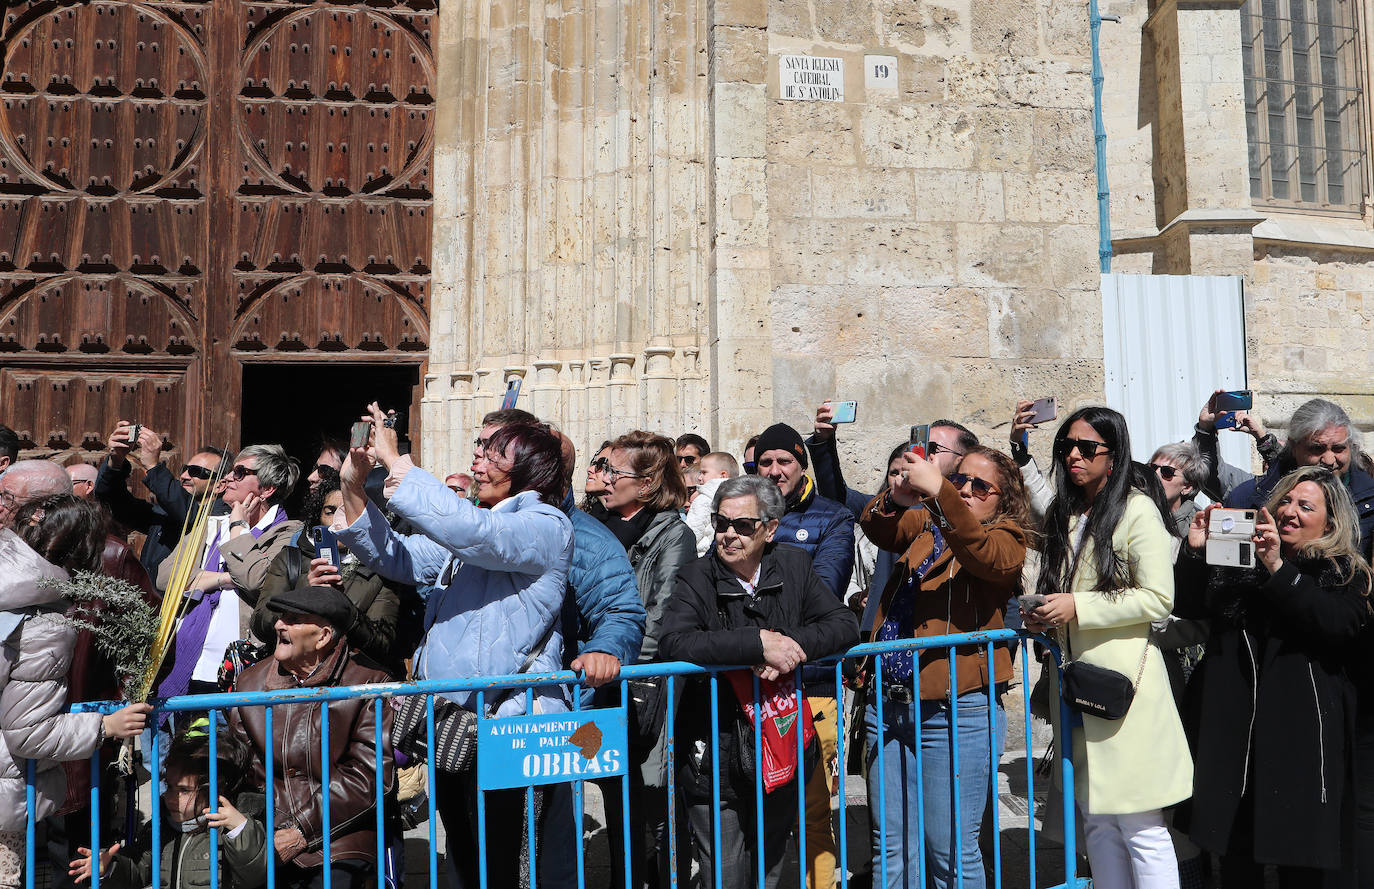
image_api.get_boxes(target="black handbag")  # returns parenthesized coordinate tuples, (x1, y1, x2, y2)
(1060, 638, 1151, 721)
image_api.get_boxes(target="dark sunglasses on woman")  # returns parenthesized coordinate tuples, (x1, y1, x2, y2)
(710, 513, 764, 536)
(947, 472, 999, 500)
(1149, 463, 1178, 481)
(1054, 437, 1111, 461)
(228, 464, 258, 481)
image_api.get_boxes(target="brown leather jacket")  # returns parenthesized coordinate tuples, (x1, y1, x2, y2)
(859, 479, 1027, 700)
(227, 643, 393, 868)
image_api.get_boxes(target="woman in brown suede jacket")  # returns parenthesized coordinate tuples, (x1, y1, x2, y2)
(858, 444, 1031, 889)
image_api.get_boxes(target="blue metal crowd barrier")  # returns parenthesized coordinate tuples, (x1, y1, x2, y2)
(32, 630, 1087, 889)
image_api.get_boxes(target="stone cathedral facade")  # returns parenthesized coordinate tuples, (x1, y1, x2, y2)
(421, 0, 1107, 482)
(422, 0, 1374, 487)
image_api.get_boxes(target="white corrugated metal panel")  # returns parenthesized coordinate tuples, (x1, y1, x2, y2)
(1101, 274, 1250, 477)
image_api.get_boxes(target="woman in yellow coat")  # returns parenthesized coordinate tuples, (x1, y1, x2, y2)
(1024, 406, 1193, 889)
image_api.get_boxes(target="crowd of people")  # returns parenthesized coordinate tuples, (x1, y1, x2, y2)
(0, 386, 1371, 889)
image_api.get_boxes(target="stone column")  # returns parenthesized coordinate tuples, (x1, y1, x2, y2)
(1145, 0, 1261, 274)
(709, 0, 773, 453)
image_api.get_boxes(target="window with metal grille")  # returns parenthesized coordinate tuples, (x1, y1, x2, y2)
(1242, 0, 1367, 212)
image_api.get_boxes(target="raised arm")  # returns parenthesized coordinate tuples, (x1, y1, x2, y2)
(386, 466, 572, 574)
(859, 492, 931, 555)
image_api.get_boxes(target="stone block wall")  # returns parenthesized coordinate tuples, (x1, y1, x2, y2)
(761, 0, 1104, 490)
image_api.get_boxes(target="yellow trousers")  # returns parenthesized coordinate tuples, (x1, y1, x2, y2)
(796, 695, 839, 889)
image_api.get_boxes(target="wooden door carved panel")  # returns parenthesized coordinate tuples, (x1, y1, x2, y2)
(0, 0, 433, 459)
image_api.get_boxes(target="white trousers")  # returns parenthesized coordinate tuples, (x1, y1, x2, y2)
(1081, 809, 1180, 889)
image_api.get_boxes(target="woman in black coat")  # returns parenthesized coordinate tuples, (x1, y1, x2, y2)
(658, 474, 859, 889)
(1175, 465, 1372, 887)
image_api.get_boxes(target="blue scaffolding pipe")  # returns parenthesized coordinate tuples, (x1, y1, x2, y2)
(1090, 0, 1113, 272)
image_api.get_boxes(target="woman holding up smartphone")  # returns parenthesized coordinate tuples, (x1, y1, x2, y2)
(1024, 406, 1192, 889)
(1173, 467, 1371, 887)
(859, 444, 1032, 889)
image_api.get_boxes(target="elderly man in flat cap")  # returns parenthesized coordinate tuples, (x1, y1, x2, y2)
(227, 587, 393, 889)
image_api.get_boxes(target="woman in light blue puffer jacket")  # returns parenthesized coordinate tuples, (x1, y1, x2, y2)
(335, 409, 573, 889)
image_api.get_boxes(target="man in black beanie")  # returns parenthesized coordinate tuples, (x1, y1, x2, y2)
(751, 421, 854, 889)
(752, 422, 855, 597)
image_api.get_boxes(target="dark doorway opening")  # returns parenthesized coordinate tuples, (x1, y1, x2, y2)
(239, 362, 421, 518)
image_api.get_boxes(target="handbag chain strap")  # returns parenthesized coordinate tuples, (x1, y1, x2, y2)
(1059, 519, 1153, 690)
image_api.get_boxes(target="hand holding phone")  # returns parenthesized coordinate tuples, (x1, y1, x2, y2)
(831, 401, 858, 424)
(312, 525, 340, 567)
(1017, 593, 1047, 613)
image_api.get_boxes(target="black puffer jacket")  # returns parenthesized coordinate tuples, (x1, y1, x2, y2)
(1174, 551, 1371, 869)
(658, 545, 858, 803)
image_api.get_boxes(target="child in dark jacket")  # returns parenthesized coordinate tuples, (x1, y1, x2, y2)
(69, 724, 268, 889)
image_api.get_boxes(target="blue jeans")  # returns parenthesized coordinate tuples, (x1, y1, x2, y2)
(865, 688, 1007, 889)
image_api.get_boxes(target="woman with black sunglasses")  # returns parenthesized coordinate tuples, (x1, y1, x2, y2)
(857, 443, 1032, 889)
(1024, 406, 1192, 889)
(659, 474, 858, 889)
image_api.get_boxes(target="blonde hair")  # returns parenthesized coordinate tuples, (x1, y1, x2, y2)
(1265, 465, 1373, 595)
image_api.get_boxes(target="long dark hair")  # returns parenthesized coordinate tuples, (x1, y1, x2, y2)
(14, 495, 106, 574)
(1036, 406, 1136, 597)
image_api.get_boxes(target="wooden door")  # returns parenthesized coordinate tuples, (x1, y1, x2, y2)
(0, 0, 434, 463)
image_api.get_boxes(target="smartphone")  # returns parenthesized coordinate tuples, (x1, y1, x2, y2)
(1024, 397, 1058, 426)
(312, 525, 340, 567)
(349, 420, 372, 449)
(831, 401, 858, 424)
(908, 424, 930, 458)
(1215, 411, 1242, 430)
(1205, 508, 1257, 568)
(501, 378, 522, 410)
(1017, 593, 1047, 613)
(1213, 390, 1253, 412)
(126, 423, 141, 445)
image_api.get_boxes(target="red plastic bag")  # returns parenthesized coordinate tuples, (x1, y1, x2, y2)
(724, 670, 815, 793)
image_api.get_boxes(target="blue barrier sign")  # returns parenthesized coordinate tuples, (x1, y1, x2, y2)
(476, 708, 628, 790)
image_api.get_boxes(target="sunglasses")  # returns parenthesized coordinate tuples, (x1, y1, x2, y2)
(928, 441, 966, 458)
(228, 465, 258, 481)
(182, 464, 215, 480)
(1149, 463, 1178, 481)
(1055, 438, 1112, 461)
(743, 461, 758, 475)
(313, 463, 339, 477)
(711, 513, 765, 536)
(948, 472, 1000, 500)
(678, 455, 698, 466)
